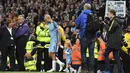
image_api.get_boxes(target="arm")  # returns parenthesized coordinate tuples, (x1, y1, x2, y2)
(15, 24, 29, 38)
(54, 22, 61, 44)
(31, 48, 37, 56)
(36, 26, 48, 37)
(65, 49, 72, 55)
(75, 14, 81, 29)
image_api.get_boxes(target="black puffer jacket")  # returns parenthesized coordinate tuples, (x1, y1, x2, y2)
(107, 17, 123, 49)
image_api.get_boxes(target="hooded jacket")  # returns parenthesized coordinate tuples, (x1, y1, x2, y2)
(75, 10, 92, 38)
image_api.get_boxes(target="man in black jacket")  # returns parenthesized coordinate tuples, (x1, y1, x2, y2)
(0, 18, 15, 71)
(103, 9, 124, 73)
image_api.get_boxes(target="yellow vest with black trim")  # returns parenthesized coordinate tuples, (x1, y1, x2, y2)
(122, 32, 130, 54)
(36, 23, 50, 48)
(25, 41, 37, 70)
(86, 42, 98, 59)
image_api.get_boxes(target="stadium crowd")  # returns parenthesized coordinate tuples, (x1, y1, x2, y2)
(0, 0, 130, 73)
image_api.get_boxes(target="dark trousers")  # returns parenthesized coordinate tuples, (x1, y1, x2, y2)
(80, 36, 95, 71)
(16, 36, 28, 71)
(104, 48, 123, 73)
(120, 51, 130, 73)
(36, 48, 50, 71)
(1, 46, 15, 71)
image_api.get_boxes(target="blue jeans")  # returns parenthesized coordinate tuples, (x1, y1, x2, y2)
(104, 48, 124, 73)
(80, 36, 95, 71)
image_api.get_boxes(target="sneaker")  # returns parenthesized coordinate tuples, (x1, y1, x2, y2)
(88, 71, 94, 73)
(47, 69, 56, 72)
(66, 69, 70, 73)
(59, 63, 65, 72)
(97, 70, 102, 73)
(70, 69, 77, 73)
(63, 68, 68, 72)
(81, 70, 88, 73)
(70, 67, 76, 72)
(102, 71, 110, 73)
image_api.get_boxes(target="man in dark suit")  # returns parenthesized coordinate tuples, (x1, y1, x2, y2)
(15, 15, 29, 71)
(0, 18, 15, 71)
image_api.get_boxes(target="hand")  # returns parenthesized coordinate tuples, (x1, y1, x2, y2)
(58, 42, 61, 46)
(25, 53, 32, 59)
(65, 50, 69, 54)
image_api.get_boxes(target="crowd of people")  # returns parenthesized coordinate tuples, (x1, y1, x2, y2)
(0, 0, 130, 73)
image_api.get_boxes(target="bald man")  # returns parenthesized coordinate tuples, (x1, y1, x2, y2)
(44, 14, 64, 72)
(75, 3, 96, 73)
(15, 15, 29, 71)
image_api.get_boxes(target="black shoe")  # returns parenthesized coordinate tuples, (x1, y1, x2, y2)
(88, 71, 94, 73)
(81, 70, 88, 73)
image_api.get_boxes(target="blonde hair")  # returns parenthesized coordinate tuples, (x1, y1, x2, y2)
(44, 14, 51, 20)
(84, 3, 91, 10)
(65, 39, 71, 47)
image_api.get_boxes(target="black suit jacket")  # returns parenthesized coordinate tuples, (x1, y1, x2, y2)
(0, 26, 15, 47)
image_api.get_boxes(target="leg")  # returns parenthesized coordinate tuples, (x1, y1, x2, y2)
(56, 56, 65, 72)
(16, 44, 26, 71)
(36, 48, 43, 71)
(58, 47, 63, 61)
(113, 49, 123, 73)
(8, 46, 15, 71)
(51, 52, 56, 60)
(80, 37, 88, 70)
(47, 52, 57, 72)
(43, 48, 50, 71)
(16, 37, 27, 71)
(88, 39, 95, 72)
(47, 42, 58, 72)
(104, 47, 112, 71)
(123, 60, 129, 73)
(1, 47, 8, 71)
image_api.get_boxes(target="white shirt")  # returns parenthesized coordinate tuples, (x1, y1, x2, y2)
(7, 27, 12, 36)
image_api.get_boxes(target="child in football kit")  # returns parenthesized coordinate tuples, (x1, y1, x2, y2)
(63, 39, 76, 73)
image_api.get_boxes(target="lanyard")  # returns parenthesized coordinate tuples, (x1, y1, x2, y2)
(109, 20, 115, 31)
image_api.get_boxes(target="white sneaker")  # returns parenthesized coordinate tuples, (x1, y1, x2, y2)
(47, 69, 56, 72)
(59, 63, 65, 72)
(70, 69, 77, 73)
(63, 68, 68, 72)
(66, 69, 70, 73)
(97, 70, 102, 73)
(70, 67, 76, 72)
